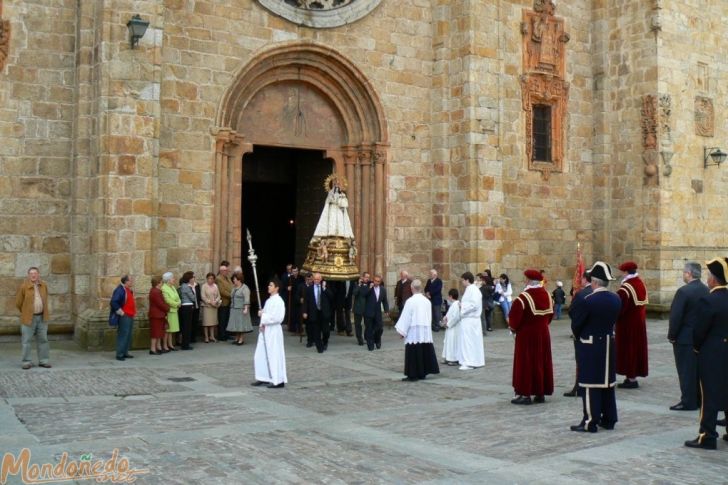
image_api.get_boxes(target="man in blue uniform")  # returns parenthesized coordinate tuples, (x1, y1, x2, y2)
(684, 257, 728, 450)
(570, 261, 622, 433)
(565, 270, 592, 397)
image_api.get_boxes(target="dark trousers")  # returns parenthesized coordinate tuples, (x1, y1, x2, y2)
(179, 306, 194, 349)
(364, 315, 383, 350)
(673, 343, 699, 408)
(431, 304, 441, 331)
(116, 315, 134, 358)
(353, 313, 364, 344)
(698, 378, 724, 439)
(335, 306, 346, 332)
(191, 307, 200, 342)
(308, 310, 329, 352)
(579, 386, 618, 431)
(217, 305, 230, 340)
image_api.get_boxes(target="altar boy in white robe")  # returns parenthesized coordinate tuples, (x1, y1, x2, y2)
(395, 280, 440, 382)
(458, 272, 485, 370)
(251, 278, 288, 389)
(442, 288, 461, 365)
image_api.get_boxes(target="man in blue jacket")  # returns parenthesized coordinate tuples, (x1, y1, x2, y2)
(109, 275, 136, 361)
(425, 269, 443, 332)
(361, 274, 389, 351)
(570, 262, 621, 433)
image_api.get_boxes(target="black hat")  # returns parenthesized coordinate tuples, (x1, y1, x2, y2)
(706, 257, 728, 284)
(587, 261, 615, 281)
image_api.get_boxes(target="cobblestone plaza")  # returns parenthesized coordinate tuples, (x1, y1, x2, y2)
(1, 319, 725, 484)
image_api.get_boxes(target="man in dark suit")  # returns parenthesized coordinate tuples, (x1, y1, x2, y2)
(425, 269, 443, 332)
(352, 272, 370, 346)
(684, 257, 728, 450)
(362, 274, 389, 351)
(394, 270, 412, 320)
(667, 262, 709, 411)
(564, 270, 592, 397)
(302, 272, 334, 353)
(570, 261, 622, 433)
(344, 278, 355, 336)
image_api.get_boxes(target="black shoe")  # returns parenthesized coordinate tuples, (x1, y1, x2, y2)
(570, 424, 597, 433)
(533, 396, 545, 404)
(510, 396, 532, 405)
(317, 348, 324, 354)
(716, 418, 727, 427)
(123, 354, 134, 359)
(617, 379, 639, 389)
(670, 403, 697, 411)
(684, 436, 717, 450)
(564, 387, 578, 397)
(487, 327, 493, 332)
(375, 342, 381, 349)
(115, 356, 125, 361)
(357, 340, 364, 346)
(401, 377, 418, 382)
(306, 342, 313, 348)
(598, 422, 615, 430)
(250, 381, 267, 386)
(267, 383, 285, 389)
(149, 350, 162, 355)
(169, 347, 178, 351)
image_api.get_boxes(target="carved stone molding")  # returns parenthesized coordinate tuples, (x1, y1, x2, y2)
(521, 1, 569, 179)
(520, 74, 568, 175)
(0, 1, 10, 71)
(257, 0, 382, 28)
(658, 94, 671, 143)
(641, 95, 657, 150)
(695, 96, 714, 137)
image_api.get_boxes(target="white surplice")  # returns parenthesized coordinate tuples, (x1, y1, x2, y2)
(459, 284, 485, 367)
(395, 293, 433, 344)
(254, 293, 288, 385)
(442, 301, 462, 362)
(313, 188, 355, 238)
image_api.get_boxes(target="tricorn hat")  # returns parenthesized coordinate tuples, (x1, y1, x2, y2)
(618, 261, 638, 272)
(706, 257, 728, 284)
(587, 261, 615, 281)
(524, 269, 542, 281)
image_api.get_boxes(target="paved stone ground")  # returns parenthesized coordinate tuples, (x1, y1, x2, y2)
(1, 318, 726, 484)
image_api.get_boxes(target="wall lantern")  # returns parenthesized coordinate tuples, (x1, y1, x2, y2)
(126, 14, 149, 49)
(703, 147, 727, 168)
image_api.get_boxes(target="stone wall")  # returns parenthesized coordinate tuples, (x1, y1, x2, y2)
(0, 0, 76, 331)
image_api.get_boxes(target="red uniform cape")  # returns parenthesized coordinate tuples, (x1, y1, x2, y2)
(509, 287, 554, 396)
(616, 277, 649, 378)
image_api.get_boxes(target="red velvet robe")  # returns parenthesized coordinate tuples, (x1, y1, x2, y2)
(616, 276, 649, 378)
(509, 286, 554, 396)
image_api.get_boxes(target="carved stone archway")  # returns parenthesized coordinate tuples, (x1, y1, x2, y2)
(213, 42, 388, 275)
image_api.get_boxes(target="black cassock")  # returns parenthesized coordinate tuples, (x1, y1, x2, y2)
(693, 287, 728, 441)
(571, 288, 622, 431)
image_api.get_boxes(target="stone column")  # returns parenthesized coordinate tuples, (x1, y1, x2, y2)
(343, 147, 359, 254)
(373, 144, 388, 276)
(358, 147, 372, 273)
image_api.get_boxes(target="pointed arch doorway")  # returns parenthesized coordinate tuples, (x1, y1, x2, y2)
(213, 42, 389, 277)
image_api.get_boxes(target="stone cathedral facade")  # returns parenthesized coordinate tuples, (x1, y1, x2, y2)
(0, 0, 727, 345)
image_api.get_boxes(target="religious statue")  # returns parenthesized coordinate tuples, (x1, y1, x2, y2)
(313, 176, 354, 239)
(302, 174, 359, 281)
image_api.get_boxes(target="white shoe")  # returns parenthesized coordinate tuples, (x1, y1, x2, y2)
(459, 365, 473, 370)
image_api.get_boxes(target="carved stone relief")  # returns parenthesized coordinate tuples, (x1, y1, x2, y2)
(520, 0, 569, 178)
(641, 95, 657, 150)
(658, 94, 671, 143)
(695, 96, 714, 137)
(0, 0, 10, 71)
(257, 0, 382, 28)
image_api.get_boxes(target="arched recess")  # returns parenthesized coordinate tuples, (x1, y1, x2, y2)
(212, 41, 389, 276)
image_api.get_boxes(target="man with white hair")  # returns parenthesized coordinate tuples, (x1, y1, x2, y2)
(425, 269, 443, 332)
(394, 270, 413, 320)
(395, 279, 440, 381)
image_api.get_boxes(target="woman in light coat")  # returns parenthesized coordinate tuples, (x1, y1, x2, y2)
(161, 272, 181, 351)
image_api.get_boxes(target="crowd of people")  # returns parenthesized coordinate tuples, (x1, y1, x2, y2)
(13, 256, 728, 447)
